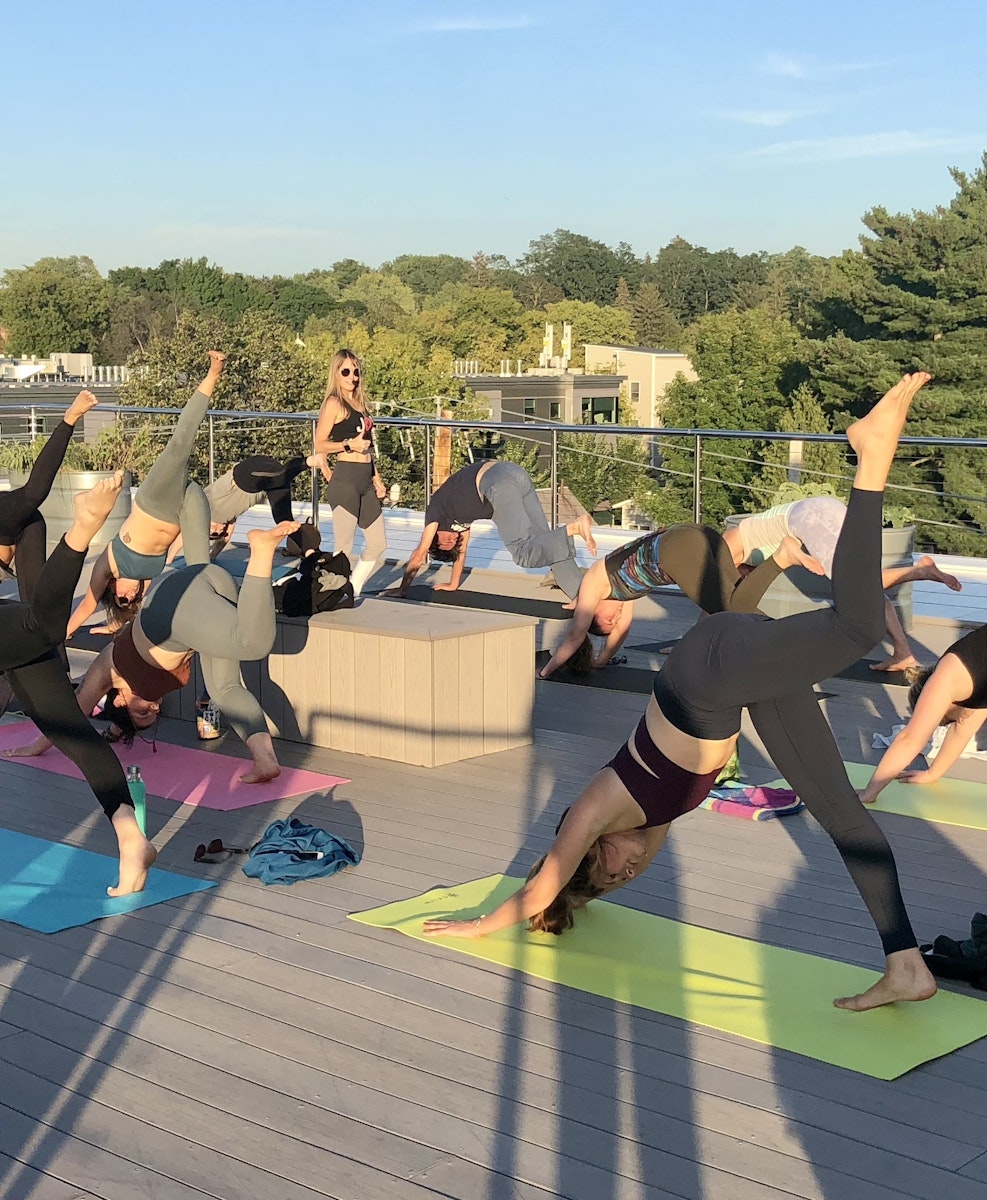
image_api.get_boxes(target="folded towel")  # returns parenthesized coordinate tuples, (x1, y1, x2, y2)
(701, 785, 803, 820)
(242, 817, 360, 885)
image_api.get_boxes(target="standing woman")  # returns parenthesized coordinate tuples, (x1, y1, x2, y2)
(66, 351, 227, 636)
(311, 349, 387, 598)
(425, 374, 937, 1013)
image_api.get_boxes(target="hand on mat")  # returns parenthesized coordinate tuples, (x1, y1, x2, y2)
(897, 769, 936, 785)
(422, 917, 485, 938)
(3, 739, 47, 759)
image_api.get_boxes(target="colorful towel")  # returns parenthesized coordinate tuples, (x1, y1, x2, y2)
(700, 784, 803, 820)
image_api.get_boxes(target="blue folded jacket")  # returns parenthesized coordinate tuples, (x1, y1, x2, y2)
(242, 817, 360, 885)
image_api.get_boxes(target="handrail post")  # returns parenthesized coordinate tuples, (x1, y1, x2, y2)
(208, 414, 215, 483)
(311, 417, 320, 525)
(692, 433, 702, 523)
(550, 428, 559, 526)
(29, 405, 38, 440)
(424, 421, 433, 506)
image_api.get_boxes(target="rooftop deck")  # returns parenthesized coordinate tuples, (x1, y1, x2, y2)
(2, 522, 987, 1200)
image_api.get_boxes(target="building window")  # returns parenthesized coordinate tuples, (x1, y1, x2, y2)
(549, 401, 562, 420)
(630, 382, 640, 403)
(581, 396, 618, 424)
(523, 398, 536, 417)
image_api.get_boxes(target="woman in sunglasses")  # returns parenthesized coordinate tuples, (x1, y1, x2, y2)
(425, 375, 938, 1013)
(9, 482, 300, 786)
(66, 351, 227, 637)
(310, 349, 387, 598)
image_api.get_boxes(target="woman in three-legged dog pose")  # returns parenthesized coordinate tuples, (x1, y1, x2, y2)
(311, 349, 387, 598)
(10, 484, 299, 786)
(1, 474, 157, 895)
(66, 351, 227, 635)
(395, 460, 597, 600)
(425, 374, 938, 1012)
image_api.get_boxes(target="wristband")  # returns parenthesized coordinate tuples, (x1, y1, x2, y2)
(343, 441, 352, 453)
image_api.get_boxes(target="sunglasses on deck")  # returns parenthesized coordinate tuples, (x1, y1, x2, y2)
(340, 367, 360, 378)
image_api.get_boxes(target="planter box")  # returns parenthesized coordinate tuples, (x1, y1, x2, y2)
(8, 469, 132, 548)
(723, 515, 916, 630)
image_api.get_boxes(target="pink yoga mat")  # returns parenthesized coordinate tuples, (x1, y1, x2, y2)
(0, 721, 349, 811)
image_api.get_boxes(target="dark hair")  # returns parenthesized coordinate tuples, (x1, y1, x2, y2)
(905, 663, 954, 723)
(567, 636, 596, 676)
(94, 687, 139, 747)
(428, 532, 461, 564)
(588, 615, 608, 637)
(99, 579, 146, 632)
(525, 852, 602, 935)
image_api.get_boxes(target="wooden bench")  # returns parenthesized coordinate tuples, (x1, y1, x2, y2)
(161, 598, 536, 767)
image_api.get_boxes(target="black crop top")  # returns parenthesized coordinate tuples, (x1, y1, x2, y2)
(949, 624, 987, 709)
(424, 462, 493, 532)
(328, 400, 373, 447)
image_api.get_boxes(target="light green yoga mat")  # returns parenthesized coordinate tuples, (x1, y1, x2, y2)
(350, 875, 987, 1080)
(767, 763, 987, 831)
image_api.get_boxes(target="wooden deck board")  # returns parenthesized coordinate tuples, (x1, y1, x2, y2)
(4, 641, 987, 1198)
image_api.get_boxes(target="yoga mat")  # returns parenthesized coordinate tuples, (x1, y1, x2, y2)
(170, 555, 298, 581)
(836, 659, 910, 687)
(65, 625, 115, 653)
(403, 585, 571, 620)
(0, 721, 349, 812)
(350, 876, 987, 1079)
(0, 828, 216, 933)
(766, 762, 987, 832)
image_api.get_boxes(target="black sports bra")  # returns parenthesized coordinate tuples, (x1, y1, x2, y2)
(950, 625, 987, 709)
(329, 400, 373, 446)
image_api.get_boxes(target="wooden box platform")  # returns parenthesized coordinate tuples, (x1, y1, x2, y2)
(162, 598, 536, 767)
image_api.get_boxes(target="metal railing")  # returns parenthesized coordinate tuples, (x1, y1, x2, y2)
(4, 400, 987, 537)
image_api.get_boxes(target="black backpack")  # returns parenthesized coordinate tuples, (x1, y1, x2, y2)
(275, 550, 354, 617)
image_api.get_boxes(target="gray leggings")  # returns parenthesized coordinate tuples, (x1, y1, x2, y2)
(327, 461, 386, 565)
(479, 462, 582, 598)
(140, 484, 274, 743)
(134, 387, 210, 525)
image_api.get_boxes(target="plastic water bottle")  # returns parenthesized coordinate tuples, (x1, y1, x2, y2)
(127, 764, 147, 835)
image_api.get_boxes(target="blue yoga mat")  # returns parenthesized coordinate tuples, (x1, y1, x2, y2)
(169, 555, 297, 581)
(0, 829, 216, 933)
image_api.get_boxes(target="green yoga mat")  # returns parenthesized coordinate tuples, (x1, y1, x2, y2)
(766, 763, 987, 831)
(350, 875, 987, 1079)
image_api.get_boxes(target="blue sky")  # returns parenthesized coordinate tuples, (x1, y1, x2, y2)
(5, 0, 986, 277)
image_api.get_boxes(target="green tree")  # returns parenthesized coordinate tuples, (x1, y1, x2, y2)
(630, 282, 683, 349)
(646, 237, 768, 325)
(0, 256, 111, 356)
(516, 299, 635, 369)
(518, 229, 641, 306)
(340, 272, 418, 329)
(749, 383, 849, 510)
(382, 254, 470, 298)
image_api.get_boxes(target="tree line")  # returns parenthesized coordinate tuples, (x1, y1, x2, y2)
(2, 154, 986, 552)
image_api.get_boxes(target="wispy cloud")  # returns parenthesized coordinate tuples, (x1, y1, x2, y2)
(153, 224, 324, 244)
(749, 131, 979, 163)
(417, 15, 534, 33)
(722, 108, 812, 128)
(758, 53, 881, 81)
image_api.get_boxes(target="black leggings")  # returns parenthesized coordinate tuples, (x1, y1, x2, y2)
(1, 538, 133, 822)
(658, 524, 782, 615)
(232, 455, 307, 524)
(0, 419, 74, 604)
(659, 488, 916, 955)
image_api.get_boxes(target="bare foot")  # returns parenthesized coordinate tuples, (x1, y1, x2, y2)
(834, 949, 937, 1011)
(775, 534, 826, 575)
(107, 814, 158, 897)
(870, 654, 918, 673)
(306, 452, 327, 469)
(248, 521, 301, 552)
(568, 515, 597, 557)
(207, 350, 228, 372)
(239, 761, 281, 785)
(65, 390, 98, 425)
(911, 555, 962, 592)
(67, 472, 125, 548)
(845, 373, 931, 487)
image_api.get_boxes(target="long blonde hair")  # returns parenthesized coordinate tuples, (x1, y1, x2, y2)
(323, 349, 368, 413)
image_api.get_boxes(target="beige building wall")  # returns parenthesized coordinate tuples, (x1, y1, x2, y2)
(584, 344, 696, 426)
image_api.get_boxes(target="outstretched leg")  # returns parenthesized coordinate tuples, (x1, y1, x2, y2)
(133, 351, 226, 524)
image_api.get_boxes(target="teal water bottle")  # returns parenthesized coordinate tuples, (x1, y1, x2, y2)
(127, 765, 147, 835)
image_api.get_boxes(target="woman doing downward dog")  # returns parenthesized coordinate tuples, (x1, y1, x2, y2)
(1, 474, 157, 895)
(67, 351, 227, 636)
(539, 522, 823, 677)
(396, 460, 597, 600)
(12, 483, 299, 785)
(425, 374, 938, 1012)
(859, 625, 987, 804)
(311, 349, 387, 598)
